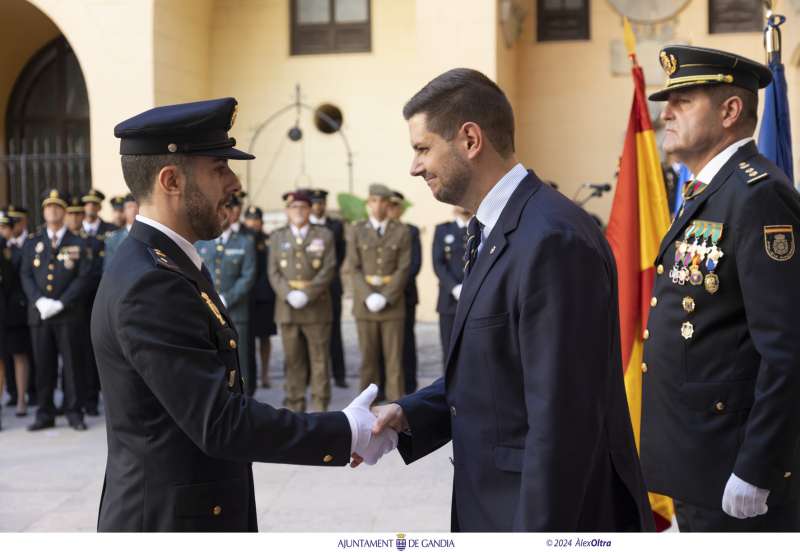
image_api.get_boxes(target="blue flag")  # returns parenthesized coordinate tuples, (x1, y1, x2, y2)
(758, 53, 794, 183)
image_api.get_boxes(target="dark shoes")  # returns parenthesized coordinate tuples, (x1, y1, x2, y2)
(334, 378, 349, 389)
(28, 418, 55, 431)
(69, 420, 88, 431)
(85, 405, 100, 417)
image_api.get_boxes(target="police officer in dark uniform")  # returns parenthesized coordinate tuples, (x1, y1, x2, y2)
(65, 194, 105, 416)
(242, 206, 277, 389)
(308, 188, 348, 388)
(22, 189, 93, 431)
(2, 205, 36, 410)
(431, 207, 470, 358)
(82, 189, 119, 239)
(641, 46, 800, 531)
(109, 195, 127, 228)
(94, 97, 393, 531)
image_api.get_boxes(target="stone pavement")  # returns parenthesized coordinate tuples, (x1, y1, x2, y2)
(0, 320, 452, 532)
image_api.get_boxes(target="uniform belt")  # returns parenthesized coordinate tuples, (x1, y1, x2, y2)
(288, 279, 311, 289)
(365, 275, 392, 286)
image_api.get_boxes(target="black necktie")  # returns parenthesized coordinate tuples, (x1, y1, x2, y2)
(200, 263, 213, 284)
(464, 216, 483, 276)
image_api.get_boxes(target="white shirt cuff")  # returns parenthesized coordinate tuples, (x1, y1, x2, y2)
(342, 409, 358, 455)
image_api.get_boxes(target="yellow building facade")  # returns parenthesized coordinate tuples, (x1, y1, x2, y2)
(2, 0, 798, 320)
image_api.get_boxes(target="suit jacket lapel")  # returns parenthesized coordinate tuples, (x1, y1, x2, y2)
(657, 142, 759, 260)
(444, 173, 540, 372)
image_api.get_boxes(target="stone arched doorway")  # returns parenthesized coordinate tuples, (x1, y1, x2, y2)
(3, 35, 90, 228)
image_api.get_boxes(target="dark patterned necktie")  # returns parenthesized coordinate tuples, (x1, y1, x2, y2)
(463, 216, 483, 276)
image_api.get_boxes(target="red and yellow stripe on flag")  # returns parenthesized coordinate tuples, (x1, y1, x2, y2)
(605, 18, 674, 532)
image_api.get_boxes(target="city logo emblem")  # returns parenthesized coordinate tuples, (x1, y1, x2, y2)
(395, 533, 407, 551)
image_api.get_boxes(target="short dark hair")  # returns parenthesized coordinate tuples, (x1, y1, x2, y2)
(120, 154, 193, 202)
(403, 68, 515, 157)
(706, 84, 758, 131)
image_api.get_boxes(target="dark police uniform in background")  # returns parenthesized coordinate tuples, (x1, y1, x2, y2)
(82, 189, 119, 239)
(95, 98, 350, 531)
(432, 217, 468, 358)
(641, 46, 800, 530)
(309, 188, 348, 388)
(244, 206, 277, 388)
(22, 189, 93, 431)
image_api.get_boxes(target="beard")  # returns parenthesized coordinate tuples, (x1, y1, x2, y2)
(432, 145, 472, 206)
(185, 178, 223, 241)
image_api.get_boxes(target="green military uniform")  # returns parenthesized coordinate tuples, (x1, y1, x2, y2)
(268, 223, 336, 412)
(347, 211, 411, 401)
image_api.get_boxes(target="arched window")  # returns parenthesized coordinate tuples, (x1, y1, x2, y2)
(4, 36, 90, 227)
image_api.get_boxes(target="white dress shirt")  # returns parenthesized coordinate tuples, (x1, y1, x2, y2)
(474, 162, 528, 254)
(47, 225, 67, 248)
(290, 224, 310, 240)
(83, 219, 100, 236)
(369, 217, 387, 235)
(695, 137, 754, 184)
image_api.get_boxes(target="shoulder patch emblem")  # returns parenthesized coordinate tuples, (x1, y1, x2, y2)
(764, 225, 795, 261)
(148, 247, 181, 272)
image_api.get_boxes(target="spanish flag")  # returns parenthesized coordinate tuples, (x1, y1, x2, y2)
(605, 18, 674, 531)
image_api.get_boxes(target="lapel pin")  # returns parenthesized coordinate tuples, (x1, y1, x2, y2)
(490, 245, 496, 255)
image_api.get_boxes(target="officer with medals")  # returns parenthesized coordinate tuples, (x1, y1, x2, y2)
(66, 194, 105, 416)
(432, 206, 471, 358)
(95, 98, 395, 531)
(195, 200, 256, 395)
(268, 190, 336, 412)
(22, 189, 93, 431)
(243, 206, 277, 389)
(641, 46, 800, 530)
(308, 188, 348, 389)
(346, 183, 411, 401)
(103, 193, 139, 268)
(2, 205, 35, 412)
(109, 195, 127, 228)
(386, 190, 421, 394)
(82, 189, 119, 240)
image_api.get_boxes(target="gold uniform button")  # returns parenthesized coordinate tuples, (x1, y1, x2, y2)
(47, 274, 54, 281)
(48, 264, 54, 270)
(229, 339, 237, 349)
(656, 264, 664, 275)
(212, 505, 222, 516)
(650, 297, 658, 307)
(641, 362, 648, 373)
(682, 296, 696, 314)
(785, 472, 792, 479)
(714, 401, 726, 412)
(643, 329, 650, 340)
(46, 285, 53, 292)
(450, 406, 457, 416)
(323, 454, 334, 463)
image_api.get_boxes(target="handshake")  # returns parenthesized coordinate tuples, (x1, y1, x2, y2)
(342, 384, 408, 467)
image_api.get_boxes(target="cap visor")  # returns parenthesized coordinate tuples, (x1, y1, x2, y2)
(192, 146, 255, 160)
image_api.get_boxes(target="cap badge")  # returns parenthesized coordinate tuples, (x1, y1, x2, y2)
(167, 143, 178, 153)
(660, 51, 678, 76)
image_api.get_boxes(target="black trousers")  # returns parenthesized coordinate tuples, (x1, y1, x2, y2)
(402, 302, 417, 394)
(439, 313, 455, 366)
(84, 314, 101, 408)
(30, 320, 86, 423)
(329, 291, 345, 382)
(675, 498, 800, 531)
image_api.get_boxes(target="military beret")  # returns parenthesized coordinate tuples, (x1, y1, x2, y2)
(368, 183, 393, 198)
(66, 195, 86, 213)
(41, 188, 68, 209)
(649, 45, 773, 101)
(82, 189, 105, 204)
(114, 97, 255, 160)
(244, 205, 263, 219)
(109, 195, 126, 210)
(6, 204, 28, 218)
(282, 190, 312, 206)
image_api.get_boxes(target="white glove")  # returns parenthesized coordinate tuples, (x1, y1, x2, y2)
(365, 293, 387, 313)
(35, 297, 52, 319)
(286, 290, 309, 309)
(219, 295, 227, 308)
(451, 283, 463, 301)
(342, 384, 398, 466)
(722, 473, 769, 519)
(48, 300, 64, 318)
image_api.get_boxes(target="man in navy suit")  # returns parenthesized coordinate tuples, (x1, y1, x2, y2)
(368, 68, 653, 531)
